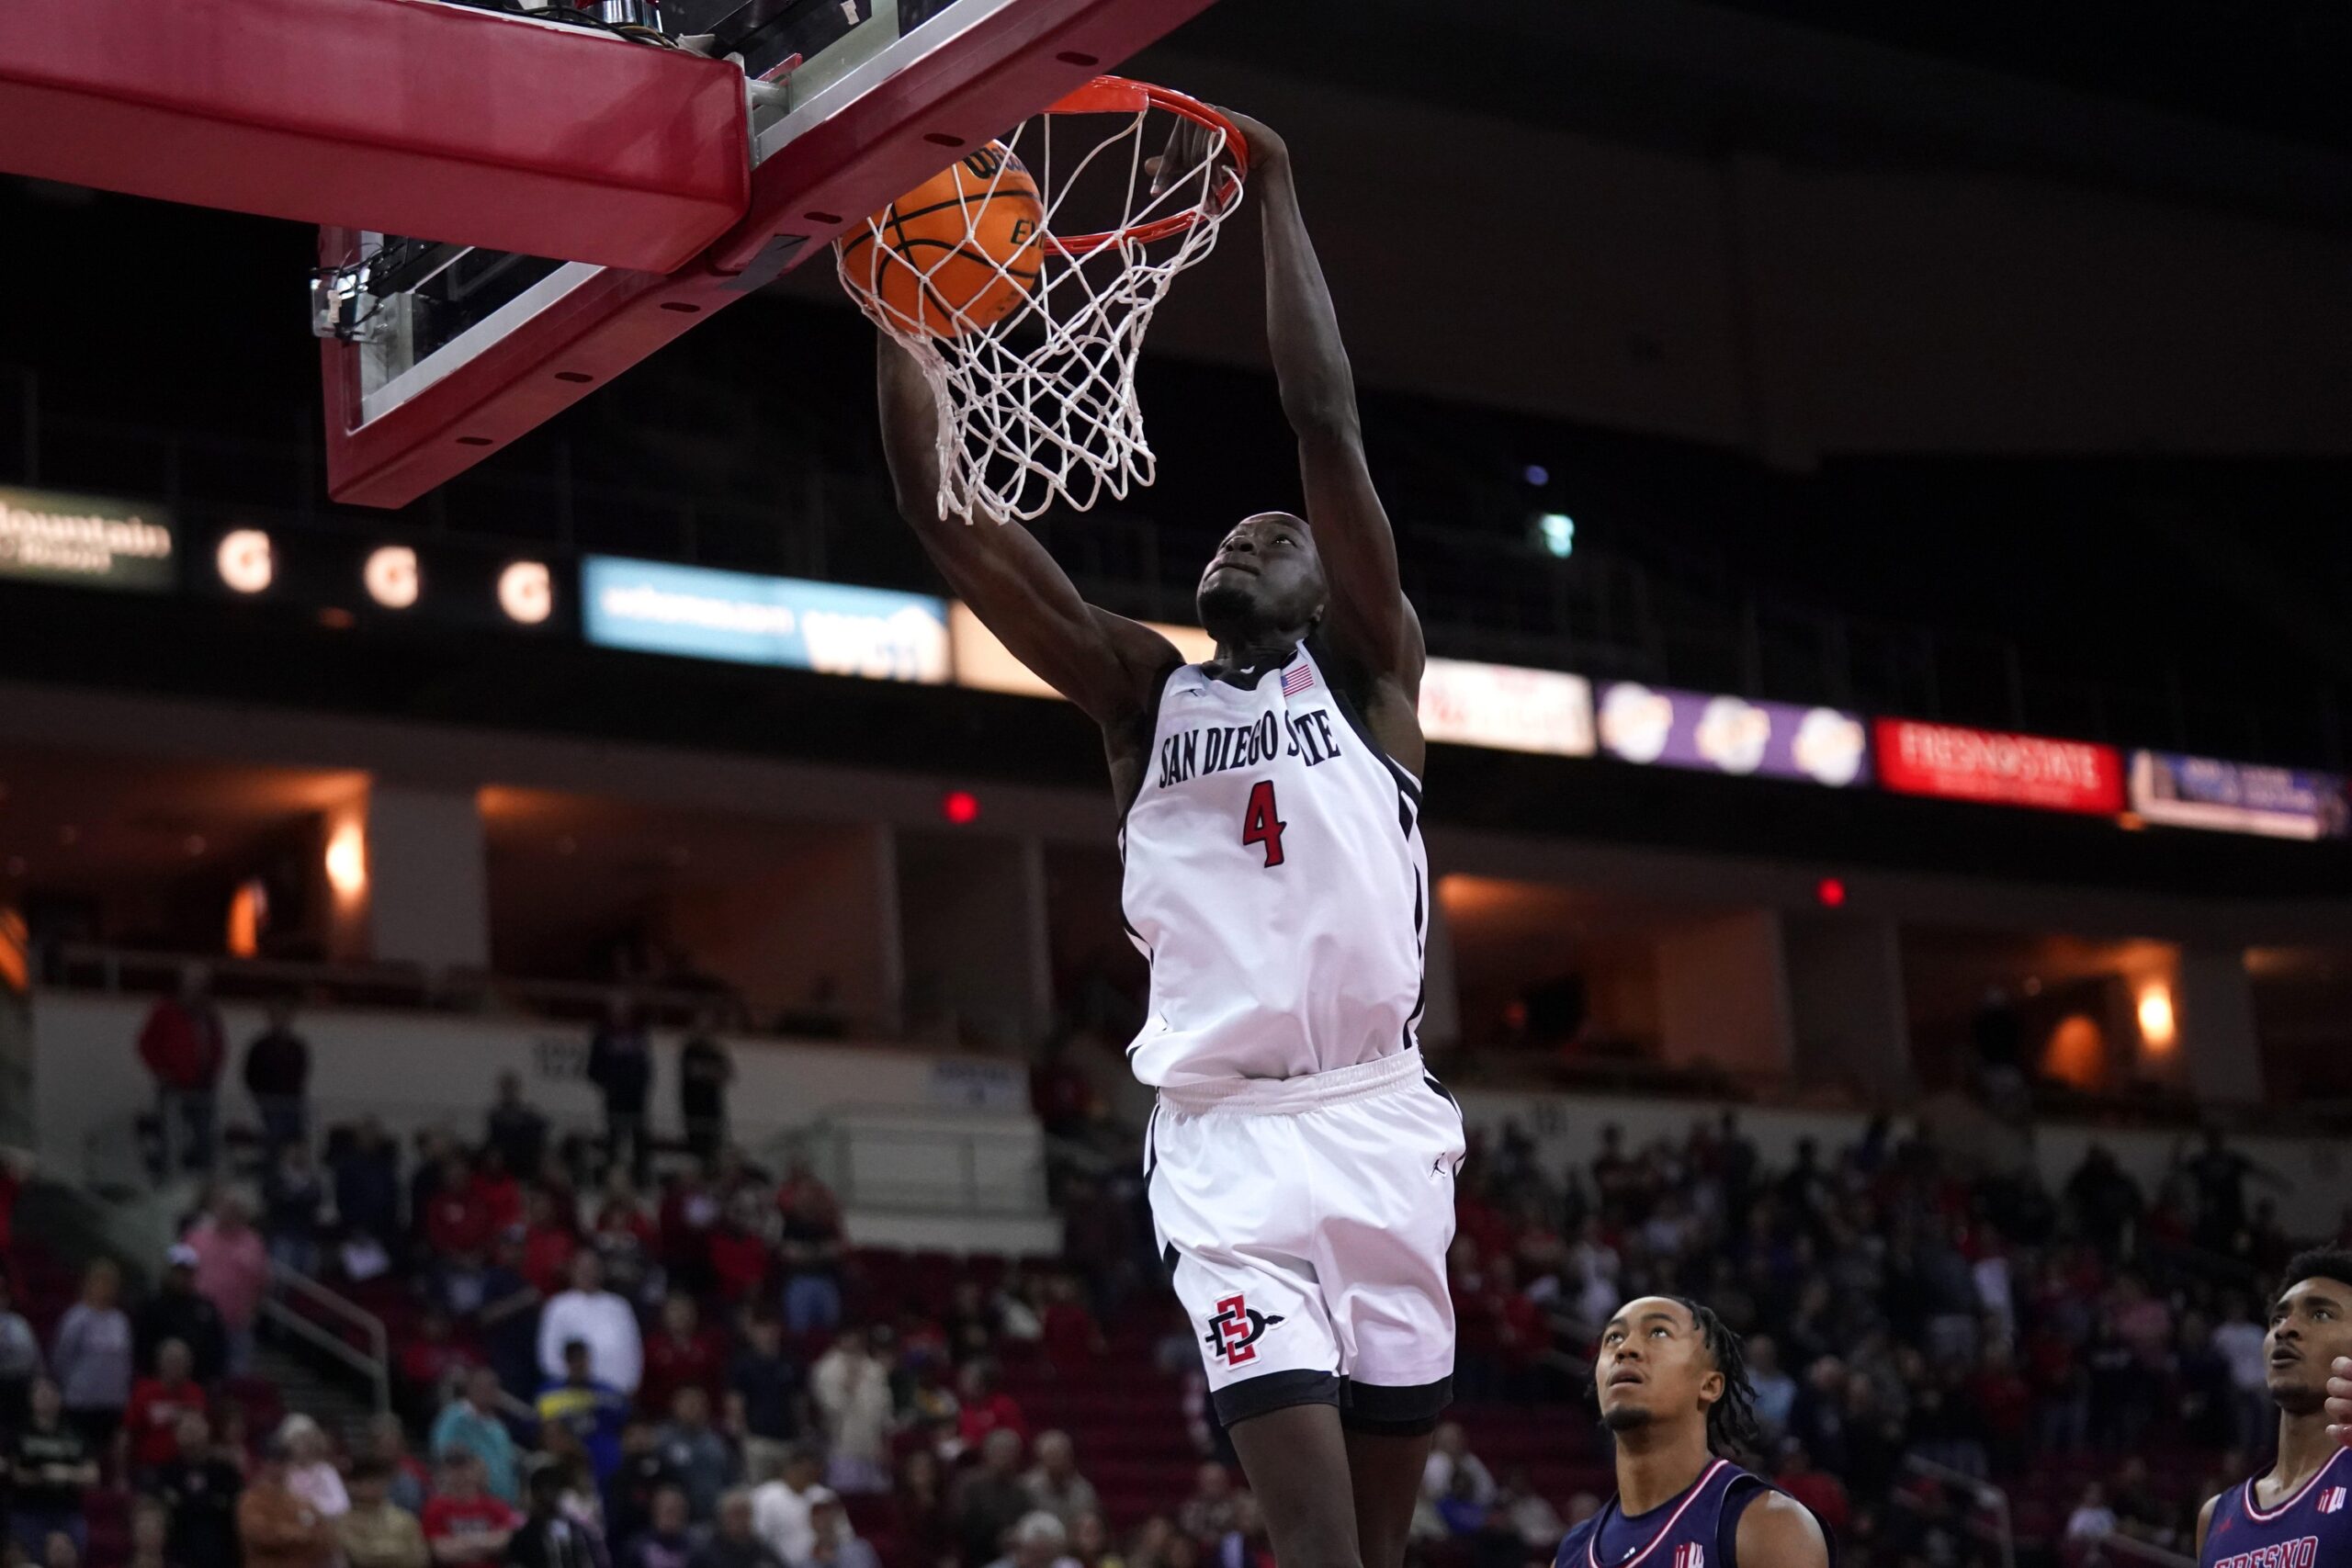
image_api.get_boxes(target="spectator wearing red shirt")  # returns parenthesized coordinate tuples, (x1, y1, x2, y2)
(397, 1311, 480, 1417)
(1772, 1440, 1850, 1535)
(707, 1201, 774, 1310)
(424, 1156, 492, 1259)
(519, 1190, 579, 1298)
(138, 964, 227, 1174)
(421, 1452, 521, 1566)
(122, 1339, 205, 1481)
(469, 1150, 525, 1238)
(640, 1295, 725, 1418)
(1037, 1277, 1103, 1371)
(955, 1360, 1028, 1450)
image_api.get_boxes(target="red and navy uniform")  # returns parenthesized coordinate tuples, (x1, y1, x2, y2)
(2202, 1450, 2352, 1568)
(1555, 1459, 1834, 1568)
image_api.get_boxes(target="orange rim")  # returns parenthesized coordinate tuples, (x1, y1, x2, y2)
(1036, 76, 1249, 257)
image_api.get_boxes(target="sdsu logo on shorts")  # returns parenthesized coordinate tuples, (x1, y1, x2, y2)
(1204, 1294, 1284, 1365)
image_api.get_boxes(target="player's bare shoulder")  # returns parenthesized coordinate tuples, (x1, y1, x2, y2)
(1736, 1490, 1832, 1568)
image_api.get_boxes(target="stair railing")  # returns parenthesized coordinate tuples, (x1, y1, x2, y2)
(260, 1259, 391, 1416)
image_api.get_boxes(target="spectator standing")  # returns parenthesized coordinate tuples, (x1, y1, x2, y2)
(333, 1119, 404, 1248)
(362, 1412, 434, 1517)
(1771, 1441, 1850, 1536)
(989, 1512, 1080, 1568)
(243, 1000, 312, 1152)
(728, 1315, 804, 1483)
(505, 1462, 603, 1568)
(7, 1379, 96, 1559)
(433, 1367, 526, 1506)
(2064, 1483, 2118, 1546)
(619, 1486, 696, 1568)
(135, 1245, 229, 1383)
(2211, 1294, 2272, 1451)
(422, 1452, 522, 1568)
(340, 1461, 432, 1568)
(50, 1259, 132, 1450)
(954, 1362, 1027, 1452)
(678, 1015, 734, 1165)
(477, 1235, 545, 1401)
(153, 1411, 243, 1568)
(777, 1185, 844, 1337)
(893, 1450, 959, 1568)
(0, 1274, 40, 1428)
(810, 1330, 893, 1495)
(751, 1447, 826, 1567)
(1173, 1465, 1238, 1548)
(701, 1489, 788, 1568)
(520, 1190, 581, 1299)
(279, 1415, 352, 1519)
(538, 1252, 643, 1396)
(607, 1423, 684, 1550)
(1419, 1425, 1494, 1509)
(587, 998, 655, 1184)
(806, 1490, 880, 1568)
(1747, 1335, 1799, 1438)
(184, 1193, 269, 1372)
(656, 1387, 736, 1523)
(1022, 1432, 1100, 1532)
(537, 1340, 631, 1485)
(956, 1430, 1034, 1568)
(122, 1338, 205, 1483)
(641, 1295, 725, 1419)
(237, 1437, 339, 1568)
(486, 1075, 552, 1190)
(262, 1141, 328, 1275)
(138, 964, 227, 1174)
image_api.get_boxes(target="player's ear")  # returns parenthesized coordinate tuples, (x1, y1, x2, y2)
(1698, 1368, 1724, 1413)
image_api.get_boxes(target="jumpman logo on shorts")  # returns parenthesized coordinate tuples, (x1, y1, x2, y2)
(1204, 1293, 1285, 1365)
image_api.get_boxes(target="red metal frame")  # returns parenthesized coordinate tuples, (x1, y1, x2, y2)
(0, 0, 750, 274)
(322, 0, 1223, 509)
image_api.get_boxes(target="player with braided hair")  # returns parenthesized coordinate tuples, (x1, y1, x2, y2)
(1555, 1297, 1832, 1568)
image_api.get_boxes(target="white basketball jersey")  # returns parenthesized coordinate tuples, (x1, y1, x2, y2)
(1119, 639, 1430, 1088)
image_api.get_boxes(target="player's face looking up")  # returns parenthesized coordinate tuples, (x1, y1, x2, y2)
(1596, 1296, 1724, 1435)
(1197, 512, 1327, 646)
(2266, 1275, 2352, 1414)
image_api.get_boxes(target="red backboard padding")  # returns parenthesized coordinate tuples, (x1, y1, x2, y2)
(0, 0, 749, 274)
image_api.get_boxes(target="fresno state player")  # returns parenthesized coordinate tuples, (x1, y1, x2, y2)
(2198, 1251, 2352, 1568)
(1556, 1297, 1831, 1568)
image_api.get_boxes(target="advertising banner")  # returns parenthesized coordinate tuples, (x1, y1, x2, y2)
(1596, 682, 1871, 786)
(1416, 659, 1596, 757)
(582, 557, 950, 683)
(2129, 750, 2349, 840)
(1874, 718, 2123, 813)
(0, 486, 175, 591)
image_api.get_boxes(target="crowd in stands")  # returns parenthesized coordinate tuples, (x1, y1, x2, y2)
(0, 978, 2340, 1568)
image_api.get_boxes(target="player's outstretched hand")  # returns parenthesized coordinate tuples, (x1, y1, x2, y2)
(1148, 107, 1283, 201)
(2328, 1356, 2352, 1448)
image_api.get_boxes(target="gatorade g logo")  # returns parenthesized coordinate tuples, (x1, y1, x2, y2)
(1204, 1294, 1283, 1365)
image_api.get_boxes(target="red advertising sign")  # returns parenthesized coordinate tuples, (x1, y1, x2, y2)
(1873, 719, 2124, 814)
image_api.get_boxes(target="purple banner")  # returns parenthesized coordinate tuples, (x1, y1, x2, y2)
(1597, 682, 1871, 787)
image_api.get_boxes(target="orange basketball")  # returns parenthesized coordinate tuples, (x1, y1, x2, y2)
(842, 144, 1045, 337)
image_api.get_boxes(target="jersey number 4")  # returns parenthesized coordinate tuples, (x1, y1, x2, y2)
(1241, 780, 1287, 867)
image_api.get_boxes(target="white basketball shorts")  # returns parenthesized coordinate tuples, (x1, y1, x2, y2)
(1145, 1048, 1465, 1432)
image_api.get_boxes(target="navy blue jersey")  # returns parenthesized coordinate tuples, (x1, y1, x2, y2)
(2201, 1451, 2352, 1568)
(1556, 1459, 1825, 1568)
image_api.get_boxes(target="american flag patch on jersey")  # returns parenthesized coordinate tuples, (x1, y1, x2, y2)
(1282, 663, 1315, 697)
(2321, 1487, 2346, 1515)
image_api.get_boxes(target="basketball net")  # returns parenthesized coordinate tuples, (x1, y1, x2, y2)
(837, 78, 1246, 525)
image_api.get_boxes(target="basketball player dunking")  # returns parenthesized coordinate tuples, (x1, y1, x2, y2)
(2197, 1251, 2352, 1568)
(1557, 1297, 1831, 1568)
(876, 110, 1461, 1568)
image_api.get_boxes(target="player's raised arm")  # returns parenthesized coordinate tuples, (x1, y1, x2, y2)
(1231, 114, 1424, 697)
(876, 334, 1179, 727)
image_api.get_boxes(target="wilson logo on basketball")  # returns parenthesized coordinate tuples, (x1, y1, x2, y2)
(1204, 1294, 1284, 1365)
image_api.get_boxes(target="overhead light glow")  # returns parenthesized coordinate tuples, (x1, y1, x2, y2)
(942, 791, 981, 825)
(2137, 983, 2176, 1050)
(1535, 513, 1576, 558)
(217, 529, 274, 593)
(499, 560, 554, 625)
(365, 545, 420, 610)
(324, 822, 367, 896)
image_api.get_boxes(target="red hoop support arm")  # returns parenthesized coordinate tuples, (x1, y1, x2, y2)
(322, 0, 1223, 509)
(0, 0, 750, 274)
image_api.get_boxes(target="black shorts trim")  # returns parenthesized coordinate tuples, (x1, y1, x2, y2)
(1213, 1368, 1341, 1427)
(1339, 1374, 1453, 1437)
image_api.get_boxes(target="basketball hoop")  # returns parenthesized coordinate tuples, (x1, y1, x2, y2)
(837, 77, 1249, 525)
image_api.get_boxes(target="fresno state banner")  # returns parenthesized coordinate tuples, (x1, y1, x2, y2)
(1874, 719, 2124, 814)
